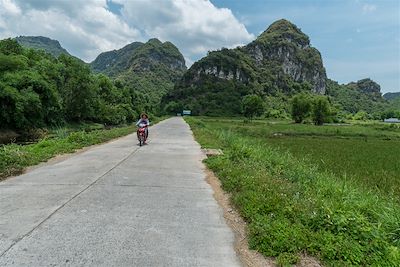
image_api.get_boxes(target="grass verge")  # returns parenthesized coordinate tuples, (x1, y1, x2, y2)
(186, 117, 400, 266)
(0, 116, 168, 180)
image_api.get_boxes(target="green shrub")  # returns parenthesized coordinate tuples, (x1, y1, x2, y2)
(242, 94, 265, 120)
(353, 110, 369, 121)
(291, 93, 311, 123)
(312, 96, 331, 125)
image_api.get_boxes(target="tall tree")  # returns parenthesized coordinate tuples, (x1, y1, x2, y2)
(312, 96, 331, 125)
(291, 93, 311, 123)
(242, 94, 265, 121)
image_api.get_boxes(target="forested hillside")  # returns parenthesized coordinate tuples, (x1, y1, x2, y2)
(162, 19, 327, 116)
(0, 38, 146, 133)
(162, 19, 396, 119)
(383, 92, 400, 101)
(387, 96, 400, 117)
(15, 36, 72, 58)
(91, 38, 186, 114)
(326, 78, 388, 116)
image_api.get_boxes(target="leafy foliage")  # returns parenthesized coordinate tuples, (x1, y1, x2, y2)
(90, 38, 187, 115)
(163, 19, 326, 116)
(242, 94, 265, 120)
(256, 19, 310, 47)
(312, 96, 331, 125)
(326, 79, 389, 116)
(15, 36, 71, 58)
(0, 38, 143, 133)
(384, 97, 400, 119)
(291, 93, 332, 125)
(383, 92, 400, 101)
(163, 75, 249, 116)
(291, 93, 311, 123)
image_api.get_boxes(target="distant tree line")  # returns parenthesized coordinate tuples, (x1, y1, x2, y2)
(1, 38, 398, 131)
(0, 39, 148, 131)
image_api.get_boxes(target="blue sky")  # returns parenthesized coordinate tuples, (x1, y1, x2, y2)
(211, 0, 400, 93)
(0, 0, 398, 93)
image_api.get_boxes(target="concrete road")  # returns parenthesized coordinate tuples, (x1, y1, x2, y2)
(0, 117, 241, 267)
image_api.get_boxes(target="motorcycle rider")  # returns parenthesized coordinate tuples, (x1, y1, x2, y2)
(136, 113, 150, 143)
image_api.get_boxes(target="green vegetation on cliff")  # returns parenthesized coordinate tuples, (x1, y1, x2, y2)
(384, 92, 400, 101)
(15, 36, 71, 58)
(91, 38, 187, 114)
(90, 41, 143, 74)
(163, 19, 327, 116)
(385, 93, 400, 118)
(326, 79, 389, 117)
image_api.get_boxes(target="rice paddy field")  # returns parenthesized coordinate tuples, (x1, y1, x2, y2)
(186, 117, 400, 266)
(198, 117, 400, 197)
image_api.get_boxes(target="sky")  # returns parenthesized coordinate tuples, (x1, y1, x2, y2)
(0, 0, 399, 93)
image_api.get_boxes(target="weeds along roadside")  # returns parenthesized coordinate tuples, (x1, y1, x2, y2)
(185, 117, 400, 266)
(0, 116, 169, 180)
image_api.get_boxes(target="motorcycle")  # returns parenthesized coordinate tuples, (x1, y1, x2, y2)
(137, 125, 148, 146)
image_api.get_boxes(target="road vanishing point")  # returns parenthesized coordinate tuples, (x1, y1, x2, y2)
(0, 117, 241, 266)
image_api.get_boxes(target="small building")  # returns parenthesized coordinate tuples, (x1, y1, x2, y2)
(182, 110, 191, 116)
(384, 118, 400, 123)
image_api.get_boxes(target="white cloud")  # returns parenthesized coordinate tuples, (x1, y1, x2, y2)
(0, 0, 254, 64)
(362, 4, 377, 13)
(118, 0, 254, 64)
(0, 0, 21, 15)
(0, 0, 141, 61)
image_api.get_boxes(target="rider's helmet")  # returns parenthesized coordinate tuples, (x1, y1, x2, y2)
(141, 113, 148, 119)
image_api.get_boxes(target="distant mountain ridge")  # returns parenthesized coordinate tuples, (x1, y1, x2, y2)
(383, 92, 400, 100)
(8, 32, 396, 117)
(90, 38, 187, 113)
(90, 41, 144, 74)
(162, 19, 327, 115)
(90, 38, 186, 78)
(326, 78, 388, 114)
(15, 36, 71, 57)
(13, 35, 187, 114)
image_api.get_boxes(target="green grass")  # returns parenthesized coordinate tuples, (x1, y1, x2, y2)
(194, 117, 400, 197)
(196, 117, 400, 139)
(0, 116, 168, 179)
(266, 137, 400, 195)
(186, 117, 400, 266)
